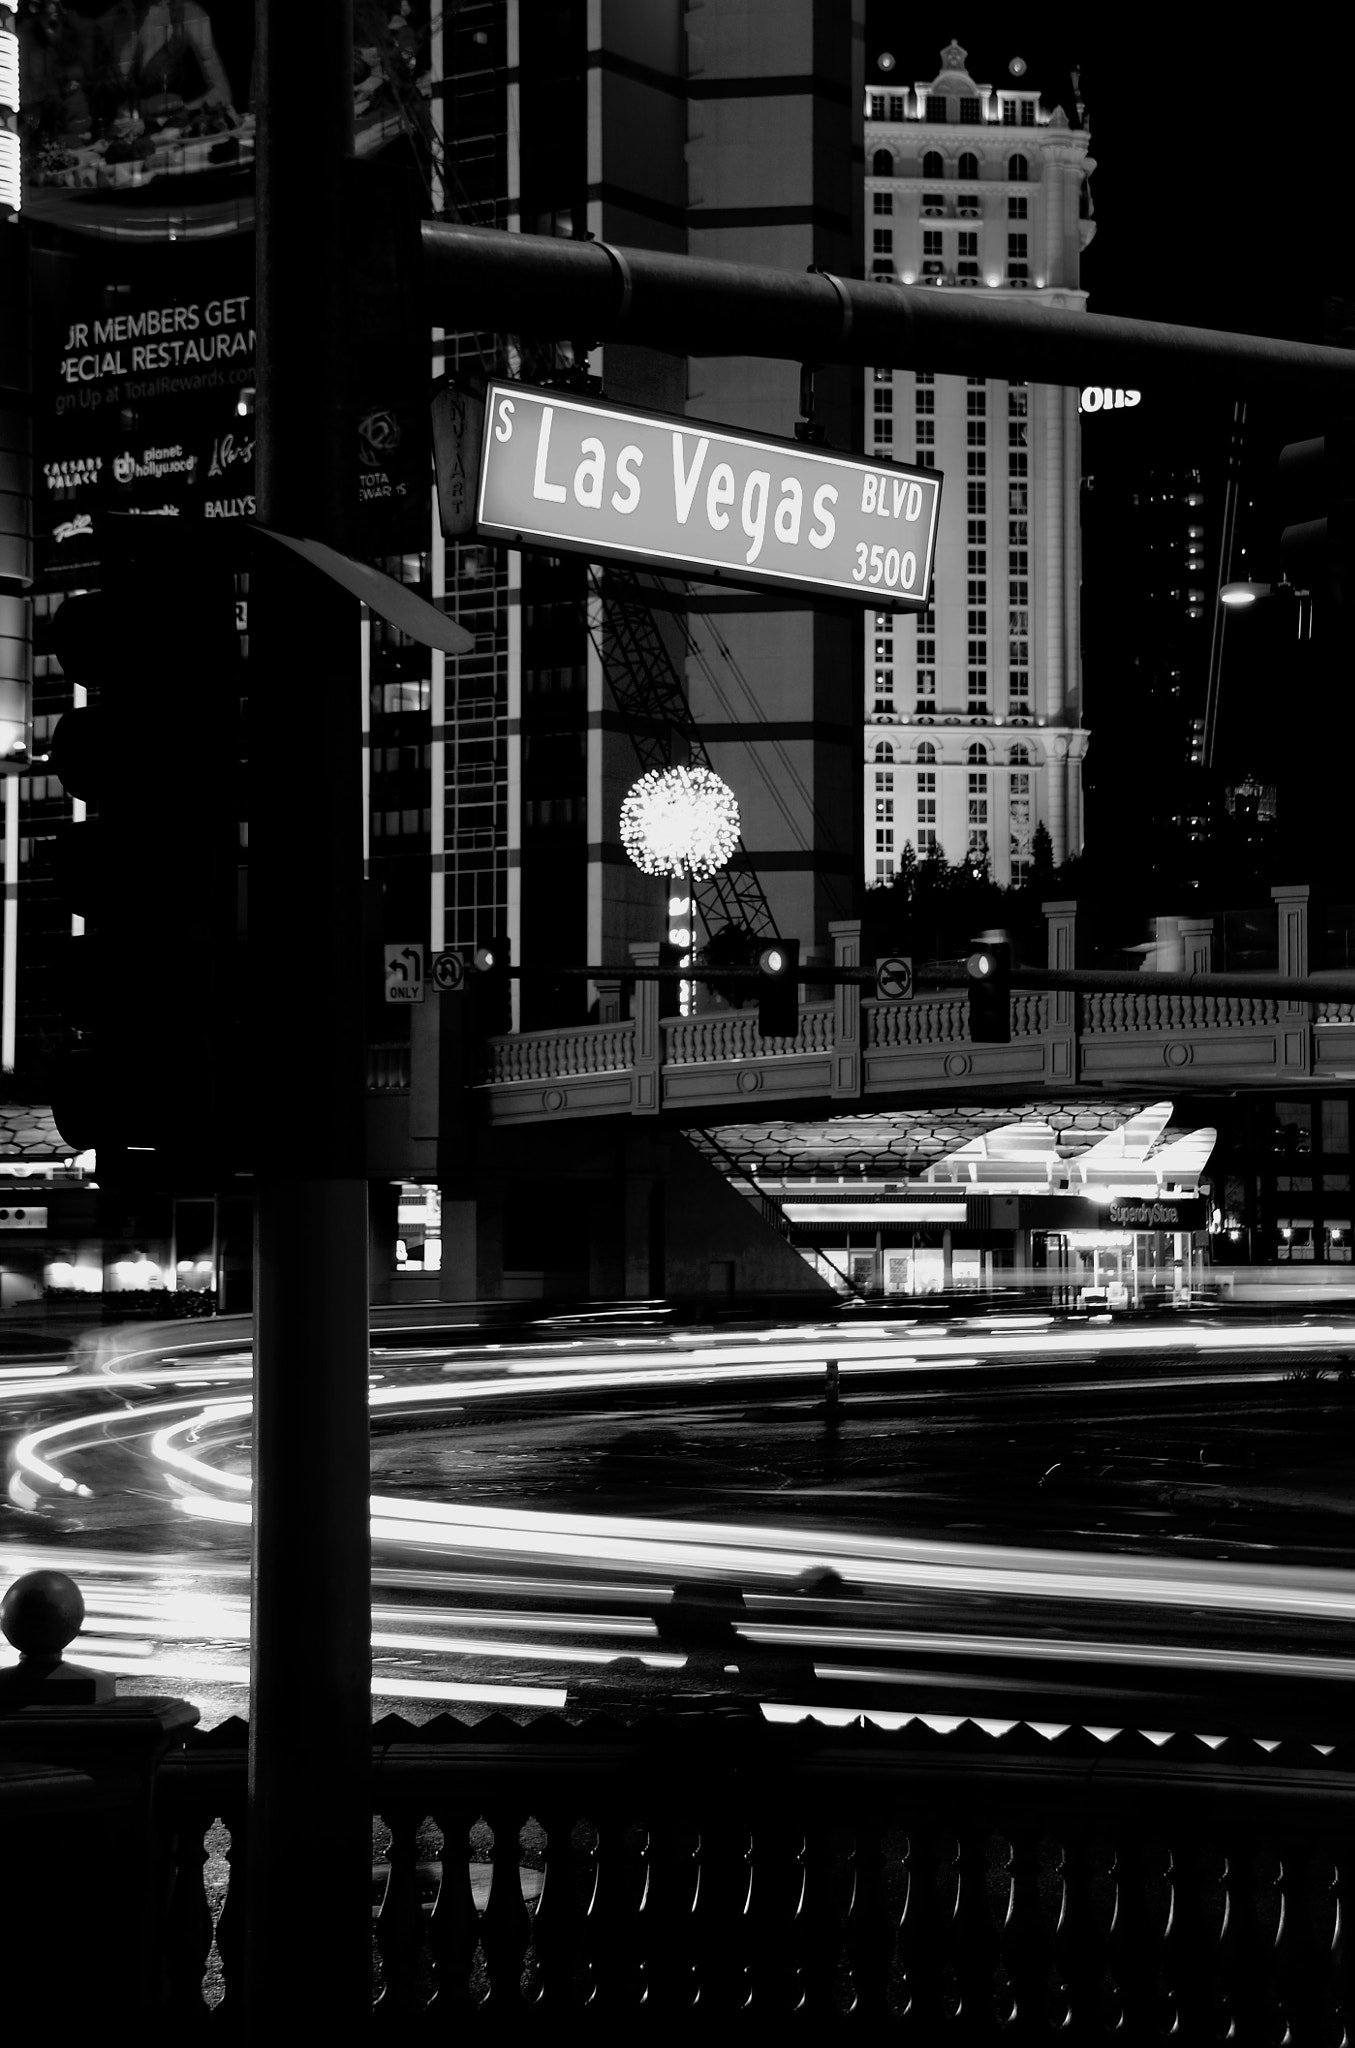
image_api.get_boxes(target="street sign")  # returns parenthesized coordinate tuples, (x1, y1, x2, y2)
(476, 378, 941, 612)
(430, 949, 466, 993)
(384, 943, 425, 1003)
(875, 955, 914, 1000)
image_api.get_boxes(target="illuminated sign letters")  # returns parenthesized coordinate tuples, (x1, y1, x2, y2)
(475, 380, 941, 610)
(1079, 386, 1142, 414)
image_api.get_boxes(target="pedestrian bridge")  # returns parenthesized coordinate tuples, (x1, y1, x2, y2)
(476, 890, 1355, 1127)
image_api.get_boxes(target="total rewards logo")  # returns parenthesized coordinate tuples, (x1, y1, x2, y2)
(112, 444, 198, 485)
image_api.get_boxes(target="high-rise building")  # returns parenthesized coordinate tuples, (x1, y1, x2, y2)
(862, 41, 1092, 889)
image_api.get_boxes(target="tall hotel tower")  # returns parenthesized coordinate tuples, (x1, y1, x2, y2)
(863, 43, 1094, 888)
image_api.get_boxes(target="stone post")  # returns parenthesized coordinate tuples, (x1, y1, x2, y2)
(1177, 915, 1214, 975)
(629, 942, 680, 1115)
(1043, 900, 1077, 1084)
(1272, 883, 1312, 1076)
(829, 919, 862, 1100)
(0, 1572, 199, 2022)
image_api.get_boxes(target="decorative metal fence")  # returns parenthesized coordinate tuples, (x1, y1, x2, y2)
(157, 1712, 1355, 2040)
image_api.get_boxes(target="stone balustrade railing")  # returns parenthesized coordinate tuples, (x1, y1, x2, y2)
(366, 898, 1348, 1122)
(665, 1003, 833, 1065)
(488, 1020, 635, 1083)
(1082, 991, 1282, 1034)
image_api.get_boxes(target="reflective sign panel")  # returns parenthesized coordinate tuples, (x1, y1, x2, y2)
(476, 380, 941, 610)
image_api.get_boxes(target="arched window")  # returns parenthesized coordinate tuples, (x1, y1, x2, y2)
(1009, 743, 1030, 765)
(916, 741, 937, 764)
(1008, 153, 1028, 182)
(958, 151, 979, 182)
(967, 742, 989, 764)
(922, 150, 944, 179)
(872, 148, 895, 177)
(874, 740, 895, 763)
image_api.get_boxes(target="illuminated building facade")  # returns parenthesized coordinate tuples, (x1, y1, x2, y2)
(862, 41, 1092, 888)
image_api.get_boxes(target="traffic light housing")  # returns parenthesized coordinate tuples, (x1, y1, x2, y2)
(1279, 423, 1355, 613)
(756, 938, 800, 1038)
(45, 529, 244, 1189)
(468, 932, 512, 1051)
(966, 939, 1011, 1044)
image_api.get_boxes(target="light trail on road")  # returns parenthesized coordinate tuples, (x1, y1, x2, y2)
(6, 1309, 1355, 1727)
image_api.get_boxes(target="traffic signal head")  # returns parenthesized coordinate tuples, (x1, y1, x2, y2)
(966, 937, 1011, 1044)
(45, 532, 243, 1189)
(756, 937, 800, 1038)
(468, 931, 512, 1041)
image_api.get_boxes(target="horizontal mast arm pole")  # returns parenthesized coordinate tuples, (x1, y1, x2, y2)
(421, 221, 1355, 400)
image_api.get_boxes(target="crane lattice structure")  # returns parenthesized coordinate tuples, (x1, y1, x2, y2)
(587, 566, 779, 946)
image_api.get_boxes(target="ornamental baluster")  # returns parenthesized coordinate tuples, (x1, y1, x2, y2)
(1105, 1831, 1173, 2038)
(1053, 1826, 1115, 2036)
(1269, 1835, 1337, 2046)
(798, 1819, 857, 2017)
(748, 1818, 808, 2016)
(841, 1811, 902, 2024)
(997, 1823, 1055, 2042)
(529, 1802, 597, 2013)
(645, 1814, 699, 2012)
(423, 1800, 483, 2020)
(210, 1803, 247, 2021)
(372, 1803, 432, 2023)
(474, 1802, 532, 2010)
(691, 1813, 754, 2014)
(162, 1803, 220, 2025)
(1161, 1835, 1230, 2042)
(1233, 1841, 1290, 2048)
(948, 1823, 1003, 2039)
(895, 1824, 955, 2034)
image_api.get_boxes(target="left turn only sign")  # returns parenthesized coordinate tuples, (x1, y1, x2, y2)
(385, 944, 425, 1003)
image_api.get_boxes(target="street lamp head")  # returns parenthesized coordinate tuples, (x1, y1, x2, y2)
(1220, 581, 1271, 607)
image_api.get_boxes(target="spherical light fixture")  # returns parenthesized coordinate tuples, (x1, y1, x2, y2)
(620, 766, 741, 879)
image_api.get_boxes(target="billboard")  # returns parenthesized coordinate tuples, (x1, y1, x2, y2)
(31, 237, 255, 576)
(11, 1, 430, 241)
(475, 381, 942, 611)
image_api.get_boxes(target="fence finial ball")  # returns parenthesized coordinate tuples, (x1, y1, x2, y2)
(1, 1570, 86, 1661)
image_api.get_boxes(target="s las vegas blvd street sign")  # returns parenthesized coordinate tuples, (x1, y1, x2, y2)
(475, 379, 941, 610)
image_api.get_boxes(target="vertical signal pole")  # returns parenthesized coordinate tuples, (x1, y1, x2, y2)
(247, 0, 372, 2026)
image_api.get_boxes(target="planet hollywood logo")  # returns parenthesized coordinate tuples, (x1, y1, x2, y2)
(112, 444, 198, 485)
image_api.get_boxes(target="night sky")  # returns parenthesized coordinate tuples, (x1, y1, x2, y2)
(862, 10, 1343, 466)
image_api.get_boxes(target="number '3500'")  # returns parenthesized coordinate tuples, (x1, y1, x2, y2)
(853, 543, 918, 590)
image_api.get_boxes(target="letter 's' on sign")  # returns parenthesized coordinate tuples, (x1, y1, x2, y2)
(475, 381, 942, 611)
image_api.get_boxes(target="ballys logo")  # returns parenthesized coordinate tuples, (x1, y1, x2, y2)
(358, 408, 401, 469)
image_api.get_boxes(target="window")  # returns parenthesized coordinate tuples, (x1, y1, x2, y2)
(872, 149, 895, 175)
(873, 740, 895, 762)
(968, 548, 987, 574)
(917, 770, 937, 837)
(967, 743, 988, 764)
(967, 417, 986, 447)
(1008, 195, 1027, 219)
(1008, 154, 1028, 181)
(958, 151, 979, 180)
(967, 673, 988, 716)
(916, 608, 936, 713)
(957, 229, 979, 279)
(1007, 229, 1028, 282)
(925, 95, 947, 122)
(966, 382, 986, 407)
(923, 230, 943, 259)
(1009, 770, 1032, 881)
(873, 191, 893, 215)
(916, 741, 937, 764)
(970, 774, 994, 856)
(967, 482, 987, 514)
(873, 227, 894, 256)
(959, 97, 981, 125)
(967, 449, 987, 476)
(922, 190, 946, 217)
(1002, 99, 1017, 126)
(1010, 743, 1030, 765)
(923, 150, 944, 178)
(1324, 1101, 1350, 1154)
(1020, 100, 1036, 126)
